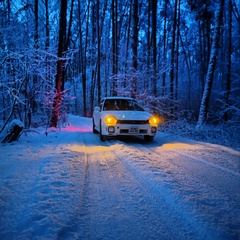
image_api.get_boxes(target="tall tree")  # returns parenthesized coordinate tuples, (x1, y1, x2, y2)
(197, 0, 225, 127)
(224, 0, 233, 121)
(123, 1, 132, 91)
(96, 0, 101, 104)
(169, 0, 178, 112)
(152, 0, 158, 96)
(44, 0, 50, 50)
(31, 0, 39, 115)
(175, 0, 180, 101)
(50, 0, 68, 127)
(161, 0, 168, 96)
(131, 0, 138, 98)
(188, 0, 214, 95)
(34, 0, 39, 50)
(112, 0, 118, 95)
(78, 0, 90, 116)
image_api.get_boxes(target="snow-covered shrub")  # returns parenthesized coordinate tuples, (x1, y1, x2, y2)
(160, 119, 240, 149)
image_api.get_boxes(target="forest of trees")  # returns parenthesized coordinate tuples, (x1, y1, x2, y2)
(0, 0, 239, 130)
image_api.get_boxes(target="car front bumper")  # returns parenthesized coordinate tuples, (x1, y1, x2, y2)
(102, 124, 158, 136)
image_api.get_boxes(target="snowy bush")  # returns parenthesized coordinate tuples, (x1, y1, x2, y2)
(160, 119, 240, 149)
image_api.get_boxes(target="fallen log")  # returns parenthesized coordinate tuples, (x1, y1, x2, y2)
(1, 120, 24, 143)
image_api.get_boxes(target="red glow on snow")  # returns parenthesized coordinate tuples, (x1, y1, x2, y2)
(64, 125, 91, 133)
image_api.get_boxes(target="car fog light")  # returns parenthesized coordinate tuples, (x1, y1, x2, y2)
(108, 126, 115, 133)
(151, 127, 157, 133)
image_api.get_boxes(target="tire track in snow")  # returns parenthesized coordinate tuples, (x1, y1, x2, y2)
(115, 141, 240, 239)
(99, 140, 216, 240)
(98, 138, 190, 240)
(56, 132, 91, 240)
(72, 133, 145, 239)
(1, 131, 90, 240)
(171, 147, 240, 177)
(97, 144, 171, 240)
(170, 148, 240, 197)
(62, 133, 188, 239)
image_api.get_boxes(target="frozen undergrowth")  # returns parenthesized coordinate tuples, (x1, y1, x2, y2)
(160, 120, 240, 150)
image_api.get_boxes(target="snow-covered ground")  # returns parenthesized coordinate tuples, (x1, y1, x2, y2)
(0, 115, 239, 240)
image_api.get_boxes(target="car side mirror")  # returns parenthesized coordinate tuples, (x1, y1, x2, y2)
(94, 106, 101, 112)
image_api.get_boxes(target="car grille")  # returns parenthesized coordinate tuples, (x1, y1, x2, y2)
(120, 129, 148, 134)
(117, 119, 149, 124)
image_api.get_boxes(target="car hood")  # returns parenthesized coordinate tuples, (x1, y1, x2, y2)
(103, 111, 152, 121)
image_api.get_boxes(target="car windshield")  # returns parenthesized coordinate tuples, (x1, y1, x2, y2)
(103, 99, 144, 111)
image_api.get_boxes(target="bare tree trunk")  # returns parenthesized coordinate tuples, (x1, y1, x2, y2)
(197, 0, 225, 128)
(152, 0, 157, 96)
(78, 0, 90, 116)
(146, 0, 150, 92)
(45, 0, 50, 50)
(97, 0, 101, 104)
(224, 0, 233, 121)
(175, 0, 180, 102)
(131, 0, 138, 98)
(124, 0, 132, 91)
(44, 0, 51, 120)
(50, 0, 67, 127)
(34, 0, 39, 50)
(32, 0, 39, 114)
(112, 0, 118, 95)
(169, 0, 178, 113)
(66, 0, 74, 49)
(162, 0, 168, 96)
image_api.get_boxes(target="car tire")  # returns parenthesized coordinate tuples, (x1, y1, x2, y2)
(92, 119, 98, 134)
(144, 135, 154, 142)
(100, 121, 106, 142)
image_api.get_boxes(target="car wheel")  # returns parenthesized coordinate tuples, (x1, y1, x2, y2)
(100, 121, 106, 142)
(92, 119, 98, 134)
(144, 135, 154, 142)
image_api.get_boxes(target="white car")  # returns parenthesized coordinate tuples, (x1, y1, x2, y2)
(92, 97, 160, 141)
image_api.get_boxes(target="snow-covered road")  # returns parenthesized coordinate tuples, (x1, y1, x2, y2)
(0, 115, 239, 240)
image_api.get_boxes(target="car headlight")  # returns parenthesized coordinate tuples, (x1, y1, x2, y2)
(104, 115, 117, 125)
(149, 116, 160, 126)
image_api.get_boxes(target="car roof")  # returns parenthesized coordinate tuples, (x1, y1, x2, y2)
(102, 96, 135, 101)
